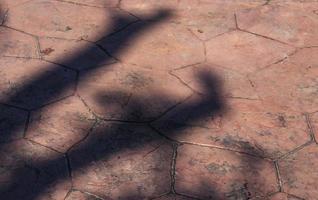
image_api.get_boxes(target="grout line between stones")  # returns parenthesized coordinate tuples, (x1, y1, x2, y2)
(35, 36, 43, 59)
(305, 113, 316, 143)
(26, 138, 64, 154)
(237, 28, 295, 47)
(181, 141, 270, 160)
(276, 140, 313, 161)
(0, 102, 29, 111)
(170, 143, 179, 194)
(96, 19, 140, 42)
(234, 13, 239, 29)
(2, 24, 37, 37)
(274, 160, 283, 192)
(65, 154, 73, 179)
(22, 111, 31, 138)
(66, 120, 99, 154)
(52, 0, 107, 8)
(29, 94, 75, 112)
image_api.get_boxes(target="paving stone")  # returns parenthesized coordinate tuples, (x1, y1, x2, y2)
(172, 63, 258, 99)
(1, 0, 31, 9)
(205, 30, 295, 74)
(155, 194, 196, 200)
(175, 144, 278, 199)
(251, 48, 318, 113)
(59, 0, 119, 7)
(236, 3, 318, 47)
(153, 95, 310, 159)
(26, 96, 95, 153)
(278, 144, 318, 199)
(0, 104, 28, 143)
(0, 57, 76, 109)
(0, 27, 39, 58)
(39, 37, 115, 71)
(309, 111, 318, 143)
(69, 122, 173, 199)
(99, 22, 205, 71)
(120, 0, 179, 20)
(78, 63, 192, 121)
(266, 192, 303, 200)
(171, 1, 264, 41)
(65, 190, 102, 200)
(1, 0, 318, 198)
(5, 0, 136, 41)
(0, 139, 71, 200)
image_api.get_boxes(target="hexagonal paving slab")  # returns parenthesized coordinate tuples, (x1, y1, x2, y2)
(0, 139, 71, 200)
(0, 57, 76, 109)
(171, 63, 258, 99)
(99, 22, 205, 71)
(153, 95, 310, 159)
(26, 96, 95, 153)
(78, 62, 192, 121)
(251, 47, 318, 113)
(0, 104, 28, 143)
(170, 0, 264, 41)
(5, 0, 136, 41)
(39, 37, 115, 71)
(237, 3, 318, 47)
(175, 144, 278, 199)
(0, 27, 39, 58)
(205, 30, 295, 74)
(69, 122, 173, 199)
(278, 144, 318, 199)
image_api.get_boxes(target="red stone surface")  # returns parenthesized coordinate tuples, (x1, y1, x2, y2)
(266, 192, 303, 200)
(237, 3, 318, 47)
(99, 22, 205, 71)
(175, 144, 278, 199)
(154, 194, 196, 200)
(26, 96, 95, 153)
(153, 95, 310, 159)
(39, 37, 115, 71)
(251, 47, 318, 113)
(1, 1, 318, 199)
(278, 144, 318, 200)
(0, 139, 71, 200)
(61, 0, 119, 8)
(172, 1, 264, 41)
(0, 104, 28, 142)
(5, 0, 136, 41)
(0, 27, 39, 58)
(78, 63, 192, 121)
(171, 63, 258, 99)
(0, 57, 76, 109)
(69, 122, 173, 199)
(65, 190, 103, 200)
(205, 30, 295, 74)
(120, 0, 179, 20)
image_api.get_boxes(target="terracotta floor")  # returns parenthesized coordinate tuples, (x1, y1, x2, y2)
(0, 0, 317, 200)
